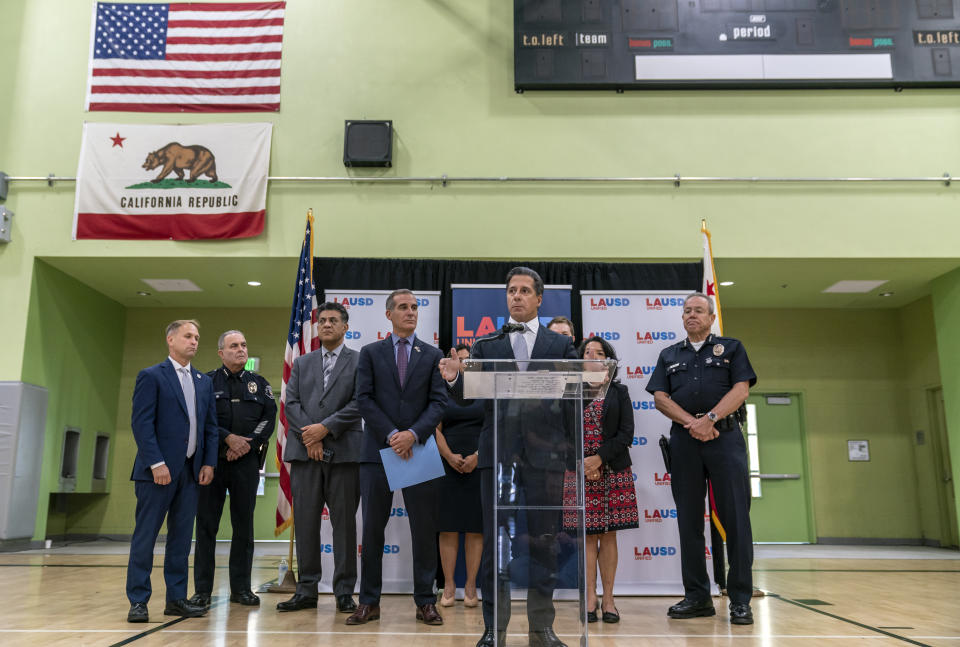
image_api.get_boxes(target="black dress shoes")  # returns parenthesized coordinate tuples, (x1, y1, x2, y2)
(188, 593, 211, 609)
(667, 597, 716, 619)
(336, 594, 358, 613)
(127, 602, 148, 623)
(729, 602, 754, 625)
(602, 607, 620, 623)
(476, 628, 506, 647)
(529, 627, 568, 647)
(587, 603, 599, 623)
(276, 593, 318, 611)
(230, 590, 260, 606)
(164, 598, 207, 617)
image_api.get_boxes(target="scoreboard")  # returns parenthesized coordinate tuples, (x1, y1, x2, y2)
(514, 0, 960, 89)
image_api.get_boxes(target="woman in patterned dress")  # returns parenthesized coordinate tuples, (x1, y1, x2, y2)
(579, 336, 639, 623)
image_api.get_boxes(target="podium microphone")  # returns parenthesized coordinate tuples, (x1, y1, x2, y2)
(472, 323, 525, 351)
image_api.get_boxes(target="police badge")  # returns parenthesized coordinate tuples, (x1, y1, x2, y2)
(247, 381, 258, 394)
(713, 344, 724, 356)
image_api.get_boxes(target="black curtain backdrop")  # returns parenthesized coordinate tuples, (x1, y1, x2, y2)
(313, 258, 702, 350)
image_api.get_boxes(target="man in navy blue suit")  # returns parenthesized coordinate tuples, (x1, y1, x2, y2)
(440, 267, 577, 647)
(346, 289, 447, 627)
(125, 319, 219, 623)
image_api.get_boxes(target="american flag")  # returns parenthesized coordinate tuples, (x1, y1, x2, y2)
(275, 210, 319, 535)
(86, 2, 285, 112)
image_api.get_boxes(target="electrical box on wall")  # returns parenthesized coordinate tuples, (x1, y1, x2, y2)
(0, 207, 12, 244)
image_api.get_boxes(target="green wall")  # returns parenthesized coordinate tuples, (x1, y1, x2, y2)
(21, 260, 125, 541)
(930, 269, 960, 538)
(726, 301, 943, 543)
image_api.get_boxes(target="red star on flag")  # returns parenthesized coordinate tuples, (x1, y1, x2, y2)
(110, 132, 126, 148)
(706, 281, 716, 296)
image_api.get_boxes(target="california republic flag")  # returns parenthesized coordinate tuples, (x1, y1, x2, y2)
(72, 122, 271, 240)
(701, 219, 724, 336)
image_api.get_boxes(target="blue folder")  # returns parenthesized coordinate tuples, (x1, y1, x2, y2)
(379, 435, 445, 491)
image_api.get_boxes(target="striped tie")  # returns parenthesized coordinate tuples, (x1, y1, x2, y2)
(323, 351, 335, 389)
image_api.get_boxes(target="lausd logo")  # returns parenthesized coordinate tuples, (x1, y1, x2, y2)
(632, 400, 657, 410)
(585, 331, 620, 340)
(383, 544, 401, 555)
(589, 297, 630, 311)
(625, 366, 655, 379)
(456, 315, 506, 345)
(644, 508, 677, 523)
(321, 506, 330, 521)
(705, 546, 713, 559)
(645, 296, 684, 311)
(416, 297, 430, 306)
(634, 546, 677, 560)
(345, 330, 362, 340)
(632, 436, 648, 446)
(389, 507, 407, 517)
(636, 331, 677, 344)
(334, 296, 375, 308)
(654, 472, 671, 486)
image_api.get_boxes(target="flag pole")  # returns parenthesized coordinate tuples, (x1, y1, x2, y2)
(701, 219, 723, 335)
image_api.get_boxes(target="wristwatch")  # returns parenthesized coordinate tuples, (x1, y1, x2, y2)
(706, 411, 719, 422)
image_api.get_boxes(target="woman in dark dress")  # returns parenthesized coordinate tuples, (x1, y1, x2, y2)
(435, 343, 484, 607)
(578, 336, 639, 623)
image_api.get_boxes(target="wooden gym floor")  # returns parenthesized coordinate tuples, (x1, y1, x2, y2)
(0, 543, 958, 646)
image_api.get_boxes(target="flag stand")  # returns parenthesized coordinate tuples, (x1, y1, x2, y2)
(263, 519, 297, 593)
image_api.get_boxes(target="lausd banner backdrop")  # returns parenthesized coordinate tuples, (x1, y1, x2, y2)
(73, 122, 271, 240)
(451, 284, 572, 347)
(321, 289, 440, 593)
(582, 290, 716, 595)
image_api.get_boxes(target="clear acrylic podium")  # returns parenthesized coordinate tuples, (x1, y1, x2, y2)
(463, 358, 617, 647)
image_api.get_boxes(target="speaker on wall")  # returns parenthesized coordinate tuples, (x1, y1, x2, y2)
(343, 120, 393, 168)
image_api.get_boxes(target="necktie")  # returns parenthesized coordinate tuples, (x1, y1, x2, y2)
(323, 351, 335, 389)
(511, 324, 529, 370)
(397, 338, 409, 387)
(178, 366, 197, 458)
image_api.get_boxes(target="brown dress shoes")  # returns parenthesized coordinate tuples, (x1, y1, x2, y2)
(345, 603, 381, 625)
(416, 602, 443, 625)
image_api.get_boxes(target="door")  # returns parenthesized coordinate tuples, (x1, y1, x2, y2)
(928, 388, 959, 548)
(744, 393, 815, 543)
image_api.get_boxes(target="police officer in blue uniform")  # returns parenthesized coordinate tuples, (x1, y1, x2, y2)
(646, 292, 757, 625)
(190, 330, 276, 608)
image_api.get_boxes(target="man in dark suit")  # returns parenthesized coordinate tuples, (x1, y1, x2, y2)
(278, 302, 363, 615)
(126, 319, 219, 623)
(440, 267, 577, 647)
(347, 289, 447, 627)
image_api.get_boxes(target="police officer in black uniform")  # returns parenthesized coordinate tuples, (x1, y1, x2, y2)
(190, 329, 276, 607)
(646, 292, 757, 625)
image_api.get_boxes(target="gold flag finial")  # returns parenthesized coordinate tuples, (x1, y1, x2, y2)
(701, 219, 708, 233)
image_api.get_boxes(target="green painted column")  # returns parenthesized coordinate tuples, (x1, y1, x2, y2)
(929, 267, 960, 541)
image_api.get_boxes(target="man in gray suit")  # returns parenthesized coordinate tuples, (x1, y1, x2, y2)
(277, 301, 362, 614)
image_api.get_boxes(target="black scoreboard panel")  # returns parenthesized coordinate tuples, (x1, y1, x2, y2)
(514, 0, 960, 88)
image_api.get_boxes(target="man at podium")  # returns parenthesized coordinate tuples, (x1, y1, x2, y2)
(440, 267, 577, 647)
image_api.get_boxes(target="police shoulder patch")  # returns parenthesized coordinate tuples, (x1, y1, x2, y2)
(264, 384, 274, 399)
